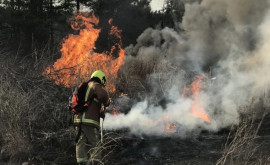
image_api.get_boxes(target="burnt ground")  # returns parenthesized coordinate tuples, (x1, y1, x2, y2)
(105, 131, 228, 165)
(105, 115, 270, 165)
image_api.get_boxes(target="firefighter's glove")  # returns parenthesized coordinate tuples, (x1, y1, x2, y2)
(108, 98, 112, 105)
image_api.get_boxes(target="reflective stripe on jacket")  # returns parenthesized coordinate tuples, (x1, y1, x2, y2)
(74, 112, 100, 127)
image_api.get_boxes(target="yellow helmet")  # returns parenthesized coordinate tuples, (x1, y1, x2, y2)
(91, 70, 106, 86)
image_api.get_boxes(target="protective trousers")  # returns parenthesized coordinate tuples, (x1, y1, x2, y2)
(76, 125, 101, 164)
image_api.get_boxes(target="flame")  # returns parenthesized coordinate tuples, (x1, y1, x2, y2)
(112, 108, 120, 115)
(108, 18, 122, 41)
(183, 75, 211, 123)
(162, 115, 176, 133)
(44, 12, 125, 92)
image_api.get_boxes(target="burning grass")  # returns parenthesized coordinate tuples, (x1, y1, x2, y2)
(44, 12, 125, 93)
(1, 9, 270, 165)
(2, 42, 270, 164)
(1, 44, 270, 165)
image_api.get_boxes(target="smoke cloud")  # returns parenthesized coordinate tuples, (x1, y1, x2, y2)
(104, 0, 270, 136)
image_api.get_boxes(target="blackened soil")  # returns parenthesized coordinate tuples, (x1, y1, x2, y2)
(106, 114, 270, 165)
(105, 131, 228, 165)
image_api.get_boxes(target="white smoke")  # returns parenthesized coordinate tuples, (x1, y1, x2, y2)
(104, 0, 270, 136)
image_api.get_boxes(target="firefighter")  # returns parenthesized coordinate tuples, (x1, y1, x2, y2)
(74, 70, 110, 165)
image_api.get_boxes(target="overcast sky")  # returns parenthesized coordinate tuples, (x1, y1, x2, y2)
(150, 0, 166, 11)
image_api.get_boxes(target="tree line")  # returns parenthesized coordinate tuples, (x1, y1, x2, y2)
(0, 0, 184, 57)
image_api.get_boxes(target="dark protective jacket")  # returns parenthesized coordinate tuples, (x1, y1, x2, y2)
(74, 81, 110, 129)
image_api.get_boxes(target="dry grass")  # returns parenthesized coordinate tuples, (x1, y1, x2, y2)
(88, 132, 122, 165)
(0, 47, 73, 164)
(0, 80, 31, 159)
(117, 55, 188, 103)
(216, 109, 269, 165)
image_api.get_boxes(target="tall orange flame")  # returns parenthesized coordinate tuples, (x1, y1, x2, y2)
(183, 75, 211, 123)
(44, 12, 125, 92)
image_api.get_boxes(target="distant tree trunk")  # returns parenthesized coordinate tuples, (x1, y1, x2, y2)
(49, 0, 54, 53)
(38, 0, 43, 13)
(76, 0, 80, 11)
(64, 0, 70, 7)
(29, 0, 43, 13)
(50, 0, 53, 11)
(16, 0, 21, 10)
(29, 0, 36, 13)
(10, 0, 15, 9)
